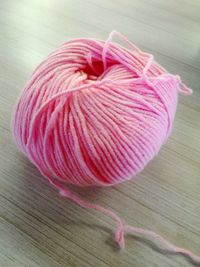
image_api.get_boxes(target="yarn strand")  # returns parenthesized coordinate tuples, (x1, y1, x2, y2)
(58, 187, 200, 265)
(104, 31, 192, 96)
(59, 188, 125, 248)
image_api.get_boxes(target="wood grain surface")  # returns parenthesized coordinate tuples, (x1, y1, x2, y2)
(0, 0, 200, 266)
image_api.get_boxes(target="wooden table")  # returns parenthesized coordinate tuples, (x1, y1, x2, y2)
(1, 0, 200, 266)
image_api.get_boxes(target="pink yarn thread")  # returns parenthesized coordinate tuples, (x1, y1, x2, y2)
(12, 31, 199, 264)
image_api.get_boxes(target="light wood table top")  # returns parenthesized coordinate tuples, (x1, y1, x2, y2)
(0, 0, 200, 266)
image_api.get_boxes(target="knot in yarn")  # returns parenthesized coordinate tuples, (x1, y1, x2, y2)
(12, 31, 191, 188)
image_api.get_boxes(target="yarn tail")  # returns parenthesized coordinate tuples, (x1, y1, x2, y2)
(103, 30, 193, 96)
(59, 188, 125, 248)
(59, 187, 200, 265)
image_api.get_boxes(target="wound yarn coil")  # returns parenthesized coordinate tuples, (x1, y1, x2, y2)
(12, 31, 199, 264)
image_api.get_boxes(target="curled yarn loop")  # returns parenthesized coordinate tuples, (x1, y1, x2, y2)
(12, 31, 199, 264)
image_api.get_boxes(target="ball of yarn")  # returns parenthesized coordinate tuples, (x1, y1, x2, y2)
(12, 31, 191, 187)
(12, 31, 200, 264)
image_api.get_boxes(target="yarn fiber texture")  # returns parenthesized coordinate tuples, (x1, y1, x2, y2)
(12, 31, 189, 187)
(12, 31, 200, 264)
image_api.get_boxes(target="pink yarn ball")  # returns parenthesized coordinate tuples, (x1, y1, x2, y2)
(12, 32, 200, 263)
(12, 31, 190, 187)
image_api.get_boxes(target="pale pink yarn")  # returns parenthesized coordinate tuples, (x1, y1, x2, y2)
(12, 31, 199, 264)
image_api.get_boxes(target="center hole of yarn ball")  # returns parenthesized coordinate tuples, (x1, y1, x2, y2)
(81, 60, 117, 81)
